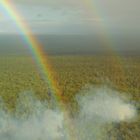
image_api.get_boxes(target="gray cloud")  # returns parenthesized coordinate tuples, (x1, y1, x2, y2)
(13, 0, 139, 22)
(0, 0, 140, 34)
(12, 0, 82, 6)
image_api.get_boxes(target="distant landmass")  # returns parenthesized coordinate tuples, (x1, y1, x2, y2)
(0, 34, 139, 56)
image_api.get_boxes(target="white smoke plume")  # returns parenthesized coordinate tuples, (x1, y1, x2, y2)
(75, 86, 137, 140)
(77, 86, 137, 123)
(0, 92, 68, 140)
(0, 86, 137, 140)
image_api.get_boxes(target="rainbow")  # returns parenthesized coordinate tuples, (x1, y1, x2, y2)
(0, 0, 62, 103)
(0, 1, 77, 139)
(0, 0, 125, 94)
(82, 0, 126, 80)
(0, 0, 126, 139)
(81, 0, 118, 53)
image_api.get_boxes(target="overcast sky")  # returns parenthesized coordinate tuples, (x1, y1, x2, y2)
(0, 0, 140, 34)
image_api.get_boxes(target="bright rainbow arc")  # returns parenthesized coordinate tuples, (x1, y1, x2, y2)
(0, 1, 126, 139)
(1, 0, 125, 94)
(1, 1, 77, 139)
(1, 1, 62, 103)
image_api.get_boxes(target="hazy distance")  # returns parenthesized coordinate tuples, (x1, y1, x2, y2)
(0, 34, 139, 56)
(0, 0, 139, 56)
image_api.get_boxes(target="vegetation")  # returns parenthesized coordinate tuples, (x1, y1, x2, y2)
(0, 55, 139, 139)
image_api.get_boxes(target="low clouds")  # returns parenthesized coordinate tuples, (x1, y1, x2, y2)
(0, 0, 140, 34)
(0, 0, 97, 34)
(12, 0, 82, 7)
(1, 0, 86, 22)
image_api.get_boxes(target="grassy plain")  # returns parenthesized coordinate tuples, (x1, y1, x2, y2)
(0, 55, 139, 139)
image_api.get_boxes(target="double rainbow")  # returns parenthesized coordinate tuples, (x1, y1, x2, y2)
(0, 0, 125, 96)
(1, 1, 125, 139)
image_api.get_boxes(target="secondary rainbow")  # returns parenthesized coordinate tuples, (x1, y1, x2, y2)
(82, 0, 126, 79)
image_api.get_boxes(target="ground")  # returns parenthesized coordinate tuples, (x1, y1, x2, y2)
(0, 55, 139, 139)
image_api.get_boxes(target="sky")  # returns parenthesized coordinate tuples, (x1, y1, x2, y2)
(0, 0, 140, 34)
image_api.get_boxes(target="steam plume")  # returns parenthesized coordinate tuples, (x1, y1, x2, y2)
(0, 86, 137, 140)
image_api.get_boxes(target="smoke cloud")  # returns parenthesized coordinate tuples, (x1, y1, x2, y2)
(0, 86, 137, 140)
(77, 86, 137, 122)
